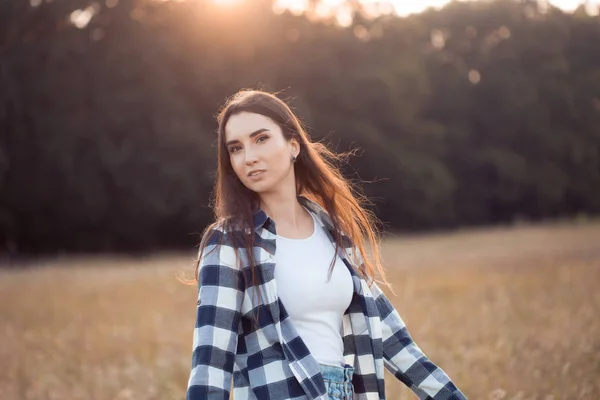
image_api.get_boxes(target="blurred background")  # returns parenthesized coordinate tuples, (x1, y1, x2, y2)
(1, 0, 599, 399)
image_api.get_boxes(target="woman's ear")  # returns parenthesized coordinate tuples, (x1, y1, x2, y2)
(290, 138, 300, 157)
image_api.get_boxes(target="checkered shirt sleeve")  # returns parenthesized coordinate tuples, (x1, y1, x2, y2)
(186, 228, 244, 400)
(370, 281, 467, 400)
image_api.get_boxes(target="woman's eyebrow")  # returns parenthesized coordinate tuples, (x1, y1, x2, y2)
(226, 128, 270, 146)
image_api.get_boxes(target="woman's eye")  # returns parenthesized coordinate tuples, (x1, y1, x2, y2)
(257, 135, 268, 143)
(229, 146, 241, 154)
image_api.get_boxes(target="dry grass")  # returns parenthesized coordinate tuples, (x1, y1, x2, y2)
(1, 221, 599, 400)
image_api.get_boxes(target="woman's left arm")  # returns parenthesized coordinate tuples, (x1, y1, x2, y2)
(370, 281, 468, 400)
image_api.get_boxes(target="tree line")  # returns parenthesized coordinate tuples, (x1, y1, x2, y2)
(1, 0, 599, 256)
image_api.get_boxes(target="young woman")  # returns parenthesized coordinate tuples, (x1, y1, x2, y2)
(186, 90, 467, 400)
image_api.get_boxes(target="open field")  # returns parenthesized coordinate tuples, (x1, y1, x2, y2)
(1, 221, 599, 399)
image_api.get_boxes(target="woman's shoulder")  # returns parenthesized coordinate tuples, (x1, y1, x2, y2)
(203, 217, 244, 234)
(200, 218, 255, 251)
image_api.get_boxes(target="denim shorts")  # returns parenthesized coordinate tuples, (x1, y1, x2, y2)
(318, 363, 354, 399)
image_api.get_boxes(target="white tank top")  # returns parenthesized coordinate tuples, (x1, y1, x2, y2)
(274, 208, 354, 367)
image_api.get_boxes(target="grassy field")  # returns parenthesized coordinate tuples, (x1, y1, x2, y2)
(1, 220, 599, 399)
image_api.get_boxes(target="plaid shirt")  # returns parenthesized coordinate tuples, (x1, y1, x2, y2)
(187, 196, 467, 400)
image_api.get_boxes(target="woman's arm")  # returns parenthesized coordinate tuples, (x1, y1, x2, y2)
(186, 228, 244, 400)
(370, 281, 467, 400)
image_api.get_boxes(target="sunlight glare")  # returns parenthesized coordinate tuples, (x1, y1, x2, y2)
(335, 6, 353, 27)
(315, 3, 334, 18)
(69, 5, 98, 29)
(273, 0, 308, 15)
(392, 0, 451, 16)
(212, 0, 240, 6)
(272, 0, 600, 19)
(321, 0, 345, 7)
(548, 0, 581, 12)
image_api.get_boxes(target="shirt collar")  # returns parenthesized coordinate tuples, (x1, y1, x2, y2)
(252, 195, 335, 233)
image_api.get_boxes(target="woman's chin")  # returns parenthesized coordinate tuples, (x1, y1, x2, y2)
(245, 181, 273, 193)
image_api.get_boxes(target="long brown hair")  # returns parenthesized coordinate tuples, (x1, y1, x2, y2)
(193, 89, 391, 299)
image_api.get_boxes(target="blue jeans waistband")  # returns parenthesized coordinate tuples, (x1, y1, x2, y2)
(318, 363, 354, 399)
(318, 362, 354, 383)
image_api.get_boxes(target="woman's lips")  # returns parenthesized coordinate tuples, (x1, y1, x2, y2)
(248, 170, 265, 180)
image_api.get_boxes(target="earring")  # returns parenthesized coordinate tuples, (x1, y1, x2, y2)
(291, 155, 297, 163)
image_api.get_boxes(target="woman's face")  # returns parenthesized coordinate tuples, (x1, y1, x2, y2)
(224, 111, 298, 195)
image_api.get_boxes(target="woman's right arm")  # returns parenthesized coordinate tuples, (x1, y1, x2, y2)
(186, 228, 245, 400)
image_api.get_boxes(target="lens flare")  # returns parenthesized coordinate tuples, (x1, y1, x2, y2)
(211, 0, 240, 6)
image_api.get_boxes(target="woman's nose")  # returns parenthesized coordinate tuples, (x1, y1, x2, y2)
(245, 150, 258, 165)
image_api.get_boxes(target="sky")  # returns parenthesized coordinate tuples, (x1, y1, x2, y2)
(214, 0, 600, 19)
(67, 0, 599, 30)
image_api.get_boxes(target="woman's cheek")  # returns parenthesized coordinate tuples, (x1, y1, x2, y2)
(231, 157, 245, 180)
